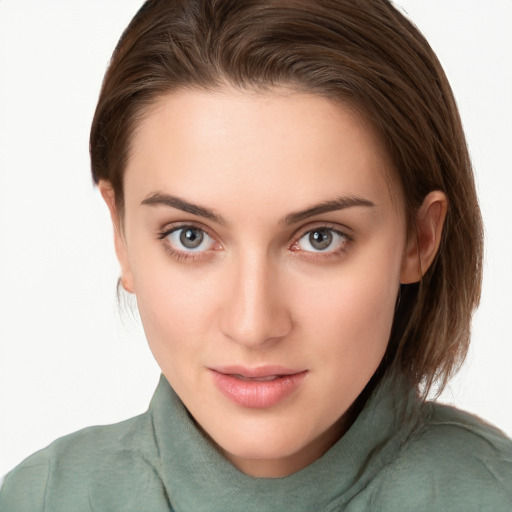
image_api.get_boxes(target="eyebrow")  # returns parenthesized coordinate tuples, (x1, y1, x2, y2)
(141, 192, 227, 225)
(141, 191, 375, 225)
(283, 195, 375, 225)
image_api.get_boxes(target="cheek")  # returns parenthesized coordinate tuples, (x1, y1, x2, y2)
(127, 250, 219, 365)
(133, 272, 221, 390)
(295, 253, 401, 364)
(135, 273, 215, 337)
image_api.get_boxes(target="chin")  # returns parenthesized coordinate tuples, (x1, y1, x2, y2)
(225, 434, 304, 461)
(213, 412, 333, 462)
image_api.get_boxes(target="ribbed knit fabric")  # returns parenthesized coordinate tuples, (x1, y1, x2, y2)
(1, 373, 511, 511)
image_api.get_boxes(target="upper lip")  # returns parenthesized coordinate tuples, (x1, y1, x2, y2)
(210, 365, 306, 378)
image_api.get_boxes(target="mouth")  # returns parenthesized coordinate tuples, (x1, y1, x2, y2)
(209, 366, 308, 409)
(231, 374, 282, 382)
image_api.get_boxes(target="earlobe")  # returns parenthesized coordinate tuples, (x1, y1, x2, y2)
(400, 190, 448, 284)
(98, 180, 135, 294)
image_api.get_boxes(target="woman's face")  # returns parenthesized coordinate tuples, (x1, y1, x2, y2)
(110, 87, 412, 477)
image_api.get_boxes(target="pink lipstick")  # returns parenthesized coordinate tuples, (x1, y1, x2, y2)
(210, 366, 308, 409)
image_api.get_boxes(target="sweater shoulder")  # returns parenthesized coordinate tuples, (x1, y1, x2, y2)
(0, 412, 165, 511)
(373, 402, 512, 511)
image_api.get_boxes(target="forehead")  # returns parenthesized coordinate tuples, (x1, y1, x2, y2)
(124, 87, 400, 216)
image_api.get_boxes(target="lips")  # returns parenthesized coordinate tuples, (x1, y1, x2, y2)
(210, 366, 308, 409)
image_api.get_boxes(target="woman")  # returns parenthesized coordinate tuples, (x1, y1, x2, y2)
(1, 0, 511, 510)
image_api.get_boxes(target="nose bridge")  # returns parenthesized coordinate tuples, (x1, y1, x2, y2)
(220, 248, 291, 347)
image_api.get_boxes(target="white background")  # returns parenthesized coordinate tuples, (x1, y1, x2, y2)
(0, 1, 511, 477)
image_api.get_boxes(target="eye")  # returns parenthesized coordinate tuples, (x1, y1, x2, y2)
(294, 227, 349, 253)
(165, 226, 216, 253)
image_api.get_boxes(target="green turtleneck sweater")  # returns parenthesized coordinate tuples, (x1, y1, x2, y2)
(1, 373, 511, 511)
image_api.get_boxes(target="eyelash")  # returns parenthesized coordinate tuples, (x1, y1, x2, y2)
(157, 223, 219, 262)
(290, 225, 353, 260)
(157, 223, 353, 262)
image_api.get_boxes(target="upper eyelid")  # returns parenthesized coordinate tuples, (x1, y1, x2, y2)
(295, 228, 350, 246)
(291, 222, 352, 242)
(158, 221, 217, 239)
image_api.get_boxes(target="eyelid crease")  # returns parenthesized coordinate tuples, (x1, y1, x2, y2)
(157, 221, 217, 241)
(290, 221, 354, 243)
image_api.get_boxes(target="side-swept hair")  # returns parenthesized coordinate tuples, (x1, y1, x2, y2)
(90, 0, 483, 395)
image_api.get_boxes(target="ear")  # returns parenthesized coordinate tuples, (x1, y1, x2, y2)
(98, 180, 135, 294)
(400, 190, 448, 284)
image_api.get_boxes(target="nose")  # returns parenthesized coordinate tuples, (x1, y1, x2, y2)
(219, 252, 293, 348)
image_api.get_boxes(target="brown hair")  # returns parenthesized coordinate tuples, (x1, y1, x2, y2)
(90, 0, 483, 394)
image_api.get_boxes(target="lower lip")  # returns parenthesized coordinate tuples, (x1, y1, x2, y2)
(210, 370, 308, 409)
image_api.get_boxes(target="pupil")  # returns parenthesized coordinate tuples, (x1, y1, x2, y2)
(310, 229, 332, 250)
(180, 228, 204, 249)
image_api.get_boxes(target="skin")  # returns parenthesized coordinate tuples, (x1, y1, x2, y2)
(101, 87, 446, 478)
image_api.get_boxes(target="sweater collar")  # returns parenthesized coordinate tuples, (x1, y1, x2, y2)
(148, 371, 420, 511)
